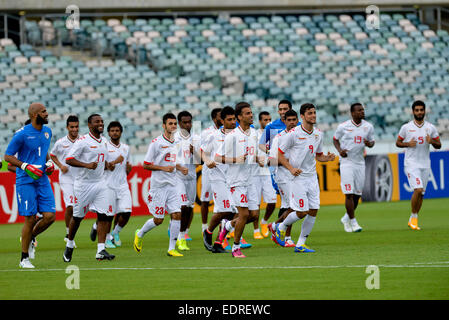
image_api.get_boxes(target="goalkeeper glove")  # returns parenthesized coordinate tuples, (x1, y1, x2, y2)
(45, 160, 55, 175)
(20, 163, 43, 180)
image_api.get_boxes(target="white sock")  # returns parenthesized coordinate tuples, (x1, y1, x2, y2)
(169, 220, 181, 251)
(178, 231, 186, 240)
(280, 212, 300, 231)
(342, 213, 349, 221)
(254, 228, 260, 233)
(97, 243, 105, 253)
(271, 222, 276, 230)
(138, 218, 157, 237)
(202, 224, 208, 232)
(93, 222, 97, 230)
(350, 218, 358, 226)
(232, 242, 241, 251)
(261, 219, 268, 224)
(285, 236, 291, 241)
(67, 240, 75, 249)
(410, 213, 418, 219)
(106, 233, 113, 241)
(225, 220, 233, 232)
(297, 215, 316, 246)
(66, 227, 69, 235)
(186, 228, 190, 234)
(112, 225, 122, 235)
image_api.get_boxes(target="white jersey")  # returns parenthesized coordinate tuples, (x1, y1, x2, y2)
(143, 134, 177, 187)
(200, 125, 219, 174)
(333, 119, 375, 166)
(217, 126, 259, 187)
(105, 140, 131, 190)
(398, 120, 440, 169)
(201, 128, 228, 183)
(174, 130, 200, 180)
(66, 132, 108, 184)
(256, 128, 271, 176)
(269, 129, 292, 184)
(50, 135, 79, 184)
(278, 125, 323, 177)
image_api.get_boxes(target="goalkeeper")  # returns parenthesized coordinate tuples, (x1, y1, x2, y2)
(4, 103, 56, 269)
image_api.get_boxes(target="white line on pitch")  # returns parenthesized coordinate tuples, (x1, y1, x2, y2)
(1, 261, 449, 272)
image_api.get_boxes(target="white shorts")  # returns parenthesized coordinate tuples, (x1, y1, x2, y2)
(146, 184, 181, 219)
(340, 164, 365, 196)
(405, 167, 430, 193)
(230, 186, 249, 209)
(211, 180, 234, 213)
(60, 182, 75, 208)
(247, 181, 260, 211)
(200, 168, 213, 202)
(108, 186, 132, 214)
(291, 175, 320, 212)
(277, 181, 292, 209)
(254, 175, 277, 204)
(73, 181, 112, 218)
(176, 178, 196, 208)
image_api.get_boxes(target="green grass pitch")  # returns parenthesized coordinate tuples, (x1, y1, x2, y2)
(1, 198, 448, 300)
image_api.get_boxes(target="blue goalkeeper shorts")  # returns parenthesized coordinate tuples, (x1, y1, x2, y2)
(16, 177, 56, 216)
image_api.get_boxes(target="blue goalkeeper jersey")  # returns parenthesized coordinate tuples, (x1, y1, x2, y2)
(5, 124, 52, 185)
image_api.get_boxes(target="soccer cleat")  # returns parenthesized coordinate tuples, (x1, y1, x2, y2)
(19, 258, 35, 269)
(222, 238, 231, 250)
(185, 233, 192, 241)
(227, 230, 234, 239)
(113, 233, 122, 247)
(90, 225, 97, 242)
(203, 230, 213, 251)
(218, 220, 230, 242)
(294, 245, 315, 253)
(96, 249, 115, 261)
(63, 247, 74, 262)
(167, 249, 183, 257)
(340, 216, 353, 233)
(268, 223, 279, 245)
(105, 239, 116, 249)
(260, 223, 269, 238)
(275, 225, 286, 247)
(240, 238, 252, 249)
(408, 218, 421, 231)
(351, 222, 363, 233)
(284, 239, 296, 247)
(212, 242, 228, 253)
(177, 238, 190, 251)
(232, 248, 246, 258)
(133, 229, 143, 253)
(253, 231, 264, 240)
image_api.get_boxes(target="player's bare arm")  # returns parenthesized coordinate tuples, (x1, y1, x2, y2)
(364, 139, 375, 148)
(201, 150, 217, 169)
(4, 154, 24, 169)
(277, 149, 301, 176)
(50, 154, 68, 173)
(333, 138, 348, 157)
(143, 162, 175, 172)
(176, 164, 189, 175)
(316, 152, 336, 162)
(214, 153, 247, 164)
(66, 157, 97, 170)
(426, 135, 441, 149)
(396, 137, 416, 148)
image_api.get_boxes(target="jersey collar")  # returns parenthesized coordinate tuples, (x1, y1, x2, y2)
(67, 135, 78, 143)
(163, 134, 174, 144)
(238, 126, 250, 136)
(109, 140, 121, 148)
(351, 119, 362, 127)
(89, 132, 102, 143)
(301, 125, 313, 135)
(413, 120, 425, 128)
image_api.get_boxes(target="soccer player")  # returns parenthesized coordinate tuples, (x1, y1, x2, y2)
(216, 102, 265, 258)
(274, 103, 336, 253)
(50, 115, 80, 243)
(103, 121, 132, 248)
(199, 108, 223, 233)
(255, 111, 277, 239)
(201, 106, 237, 253)
(133, 113, 183, 257)
(259, 100, 295, 220)
(267, 109, 299, 247)
(173, 111, 200, 251)
(396, 100, 441, 230)
(63, 114, 115, 262)
(333, 103, 375, 232)
(4, 103, 56, 268)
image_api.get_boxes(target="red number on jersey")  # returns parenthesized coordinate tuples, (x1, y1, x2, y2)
(223, 200, 230, 208)
(418, 137, 424, 144)
(354, 136, 362, 144)
(309, 145, 314, 154)
(97, 153, 105, 162)
(299, 199, 304, 208)
(240, 194, 248, 203)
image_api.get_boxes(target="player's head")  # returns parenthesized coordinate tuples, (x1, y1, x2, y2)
(211, 108, 223, 128)
(258, 111, 271, 129)
(299, 103, 316, 125)
(235, 101, 253, 126)
(87, 113, 104, 134)
(284, 109, 298, 131)
(28, 102, 48, 125)
(177, 110, 193, 133)
(412, 100, 426, 121)
(66, 115, 79, 139)
(107, 121, 123, 141)
(278, 99, 292, 120)
(162, 112, 177, 136)
(350, 103, 365, 121)
(220, 106, 236, 130)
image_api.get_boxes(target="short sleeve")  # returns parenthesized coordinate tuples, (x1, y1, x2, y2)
(316, 134, 324, 155)
(430, 125, 440, 140)
(143, 141, 156, 165)
(66, 139, 84, 162)
(333, 124, 344, 141)
(278, 130, 294, 154)
(5, 130, 24, 157)
(367, 124, 375, 142)
(50, 140, 60, 157)
(398, 124, 407, 140)
(201, 132, 214, 154)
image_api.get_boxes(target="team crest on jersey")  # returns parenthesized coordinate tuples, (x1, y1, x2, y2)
(44, 132, 49, 139)
(315, 134, 319, 140)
